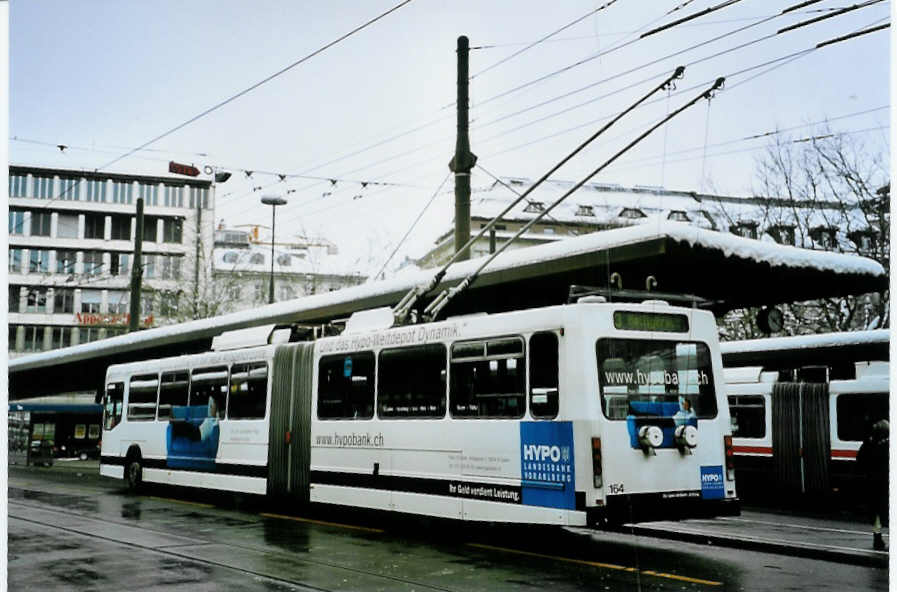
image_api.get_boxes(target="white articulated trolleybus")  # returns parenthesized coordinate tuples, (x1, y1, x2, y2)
(100, 297, 739, 526)
(100, 68, 739, 525)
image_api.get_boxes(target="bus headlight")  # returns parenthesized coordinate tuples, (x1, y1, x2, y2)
(674, 425, 698, 451)
(638, 425, 664, 452)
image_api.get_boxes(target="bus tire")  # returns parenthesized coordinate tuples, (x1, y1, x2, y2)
(126, 456, 143, 493)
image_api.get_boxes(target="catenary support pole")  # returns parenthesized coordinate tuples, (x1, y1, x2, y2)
(450, 35, 477, 261)
(129, 198, 144, 332)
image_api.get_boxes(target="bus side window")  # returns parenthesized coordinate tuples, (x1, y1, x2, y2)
(728, 395, 765, 438)
(159, 371, 189, 420)
(529, 332, 559, 419)
(191, 367, 229, 420)
(318, 352, 375, 420)
(104, 382, 124, 430)
(378, 344, 446, 419)
(229, 362, 268, 420)
(128, 374, 159, 421)
(450, 337, 525, 419)
(836, 393, 889, 441)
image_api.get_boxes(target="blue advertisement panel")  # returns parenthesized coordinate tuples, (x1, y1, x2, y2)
(520, 421, 575, 510)
(700, 465, 725, 499)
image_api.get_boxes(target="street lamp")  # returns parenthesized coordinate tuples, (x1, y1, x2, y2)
(260, 195, 287, 304)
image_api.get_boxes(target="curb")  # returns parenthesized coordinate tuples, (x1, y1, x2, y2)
(620, 523, 888, 568)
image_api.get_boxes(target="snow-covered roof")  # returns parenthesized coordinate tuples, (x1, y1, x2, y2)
(10, 222, 886, 375)
(211, 242, 362, 277)
(721, 329, 889, 355)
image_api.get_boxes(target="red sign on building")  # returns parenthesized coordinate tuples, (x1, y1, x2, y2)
(169, 161, 200, 177)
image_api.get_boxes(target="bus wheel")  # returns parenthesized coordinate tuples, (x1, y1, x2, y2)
(126, 458, 143, 493)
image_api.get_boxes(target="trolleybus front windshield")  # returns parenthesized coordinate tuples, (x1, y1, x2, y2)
(596, 339, 717, 420)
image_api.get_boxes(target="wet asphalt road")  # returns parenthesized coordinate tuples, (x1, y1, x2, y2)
(7, 462, 889, 591)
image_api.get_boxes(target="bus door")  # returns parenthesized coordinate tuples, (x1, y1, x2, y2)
(771, 381, 830, 496)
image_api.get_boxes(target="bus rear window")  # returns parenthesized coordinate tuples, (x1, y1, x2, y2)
(596, 339, 717, 420)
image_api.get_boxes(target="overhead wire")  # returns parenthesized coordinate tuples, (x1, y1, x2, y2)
(96, 0, 416, 172)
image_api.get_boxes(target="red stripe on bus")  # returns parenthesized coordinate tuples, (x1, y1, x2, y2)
(733, 445, 772, 455)
(831, 449, 857, 459)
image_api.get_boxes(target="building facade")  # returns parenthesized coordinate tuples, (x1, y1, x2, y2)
(8, 165, 216, 358)
(210, 225, 366, 315)
(417, 178, 888, 268)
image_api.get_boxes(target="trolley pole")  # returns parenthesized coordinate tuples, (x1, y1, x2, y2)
(128, 198, 144, 332)
(449, 35, 477, 261)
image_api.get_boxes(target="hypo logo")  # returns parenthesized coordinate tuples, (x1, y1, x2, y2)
(520, 422, 575, 510)
(523, 444, 562, 462)
(700, 465, 724, 499)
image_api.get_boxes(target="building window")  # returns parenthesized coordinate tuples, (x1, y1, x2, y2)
(52, 327, 73, 349)
(26, 288, 48, 313)
(138, 182, 159, 206)
(8, 325, 18, 351)
(163, 218, 183, 243)
(619, 208, 646, 219)
(767, 225, 795, 245)
(57, 213, 79, 238)
(142, 294, 154, 316)
(54, 288, 75, 314)
(9, 286, 20, 313)
(56, 250, 77, 274)
(523, 201, 544, 213)
(110, 215, 132, 240)
(110, 253, 130, 276)
(9, 174, 28, 197)
(83, 251, 104, 276)
(29, 249, 50, 273)
(142, 255, 156, 278)
(276, 254, 291, 266)
(58, 177, 80, 201)
(143, 217, 158, 242)
(250, 253, 265, 265)
(23, 326, 44, 352)
(163, 185, 184, 207)
(9, 248, 23, 273)
(575, 205, 595, 217)
(112, 181, 133, 204)
(85, 179, 106, 202)
(222, 251, 239, 264)
(279, 285, 294, 300)
(34, 175, 54, 199)
(30, 211, 52, 236)
(228, 285, 241, 300)
(159, 292, 179, 316)
(848, 230, 876, 252)
(254, 282, 265, 302)
(668, 210, 690, 222)
(809, 226, 837, 248)
(108, 292, 129, 314)
(81, 327, 103, 343)
(81, 289, 102, 313)
(9, 209, 25, 235)
(730, 222, 758, 239)
(84, 213, 105, 239)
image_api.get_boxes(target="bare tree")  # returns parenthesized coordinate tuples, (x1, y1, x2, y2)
(717, 127, 889, 339)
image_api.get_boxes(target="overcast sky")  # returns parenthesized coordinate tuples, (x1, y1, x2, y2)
(9, 1, 891, 273)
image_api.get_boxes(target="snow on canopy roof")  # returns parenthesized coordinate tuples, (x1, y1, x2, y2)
(9, 221, 885, 372)
(721, 329, 890, 355)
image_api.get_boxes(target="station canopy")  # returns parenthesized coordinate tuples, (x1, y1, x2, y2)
(9, 222, 887, 399)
